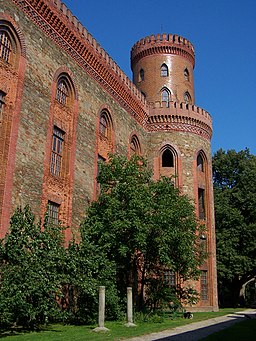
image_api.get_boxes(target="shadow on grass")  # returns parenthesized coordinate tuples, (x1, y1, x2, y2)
(153, 312, 256, 341)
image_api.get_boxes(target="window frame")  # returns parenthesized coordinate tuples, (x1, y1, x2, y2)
(47, 201, 60, 225)
(0, 30, 12, 63)
(161, 63, 168, 77)
(56, 78, 69, 106)
(50, 126, 65, 177)
(201, 270, 208, 301)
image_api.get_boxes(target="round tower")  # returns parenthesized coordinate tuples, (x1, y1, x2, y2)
(131, 33, 195, 105)
(131, 33, 218, 312)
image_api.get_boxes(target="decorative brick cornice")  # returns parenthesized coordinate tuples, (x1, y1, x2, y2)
(131, 33, 195, 69)
(11, 0, 148, 125)
(147, 102, 212, 140)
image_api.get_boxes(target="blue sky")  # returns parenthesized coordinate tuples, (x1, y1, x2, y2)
(63, 0, 255, 155)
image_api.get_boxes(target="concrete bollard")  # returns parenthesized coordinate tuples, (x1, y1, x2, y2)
(125, 286, 136, 327)
(93, 286, 110, 332)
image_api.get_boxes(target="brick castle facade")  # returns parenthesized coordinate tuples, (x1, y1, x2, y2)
(0, 0, 218, 310)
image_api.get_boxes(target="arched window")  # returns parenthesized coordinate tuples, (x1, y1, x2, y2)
(161, 88, 171, 107)
(130, 135, 141, 156)
(161, 63, 168, 77)
(56, 78, 69, 105)
(139, 68, 144, 81)
(0, 31, 11, 63)
(184, 91, 192, 105)
(162, 149, 174, 167)
(184, 68, 189, 81)
(99, 110, 112, 142)
(197, 153, 204, 172)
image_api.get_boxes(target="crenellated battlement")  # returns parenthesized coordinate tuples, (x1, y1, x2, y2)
(13, 0, 148, 121)
(146, 101, 212, 140)
(131, 33, 195, 68)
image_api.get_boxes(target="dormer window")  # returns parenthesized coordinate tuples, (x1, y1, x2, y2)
(161, 63, 168, 77)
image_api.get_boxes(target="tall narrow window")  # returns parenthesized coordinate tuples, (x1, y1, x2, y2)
(164, 270, 176, 287)
(139, 68, 144, 81)
(50, 126, 65, 176)
(198, 188, 205, 220)
(56, 79, 68, 105)
(161, 63, 168, 77)
(99, 111, 112, 143)
(0, 91, 6, 119)
(201, 270, 208, 300)
(0, 31, 11, 63)
(99, 114, 108, 138)
(184, 91, 192, 105)
(184, 68, 189, 81)
(47, 201, 60, 225)
(197, 154, 204, 172)
(162, 149, 174, 167)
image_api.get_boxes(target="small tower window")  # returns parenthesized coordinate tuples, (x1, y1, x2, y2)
(184, 91, 192, 105)
(161, 63, 168, 77)
(0, 31, 11, 63)
(197, 154, 204, 172)
(161, 88, 170, 107)
(184, 68, 189, 81)
(139, 68, 144, 81)
(162, 149, 174, 167)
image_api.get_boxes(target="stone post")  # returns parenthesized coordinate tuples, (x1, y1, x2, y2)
(93, 286, 110, 332)
(125, 287, 136, 327)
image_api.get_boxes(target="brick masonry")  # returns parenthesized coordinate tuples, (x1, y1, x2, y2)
(0, 0, 218, 310)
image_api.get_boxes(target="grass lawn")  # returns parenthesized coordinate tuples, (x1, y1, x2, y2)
(0, 309, 245, 341)
(202, 318, 256, 340)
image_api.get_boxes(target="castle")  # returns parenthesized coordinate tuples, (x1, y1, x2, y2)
(0, 0, 218, 310)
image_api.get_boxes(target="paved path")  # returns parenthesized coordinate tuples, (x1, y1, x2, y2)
(126, 309, 256, 341)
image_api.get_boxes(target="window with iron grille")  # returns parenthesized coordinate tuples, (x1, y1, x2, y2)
(56, 79, 68, 105)
(164, 270, 176, 287)
(50, 126, 65, 176)
(0, 31, 11, 63)
(47, 201, 60, 225)
(201, 270, 208, 300)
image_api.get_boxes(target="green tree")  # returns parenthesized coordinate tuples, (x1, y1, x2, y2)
(213, 148, 256, 307)
(0, 206, 120, 328)
(81, 155, 204, 311)
(0, 206, 66, 329)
